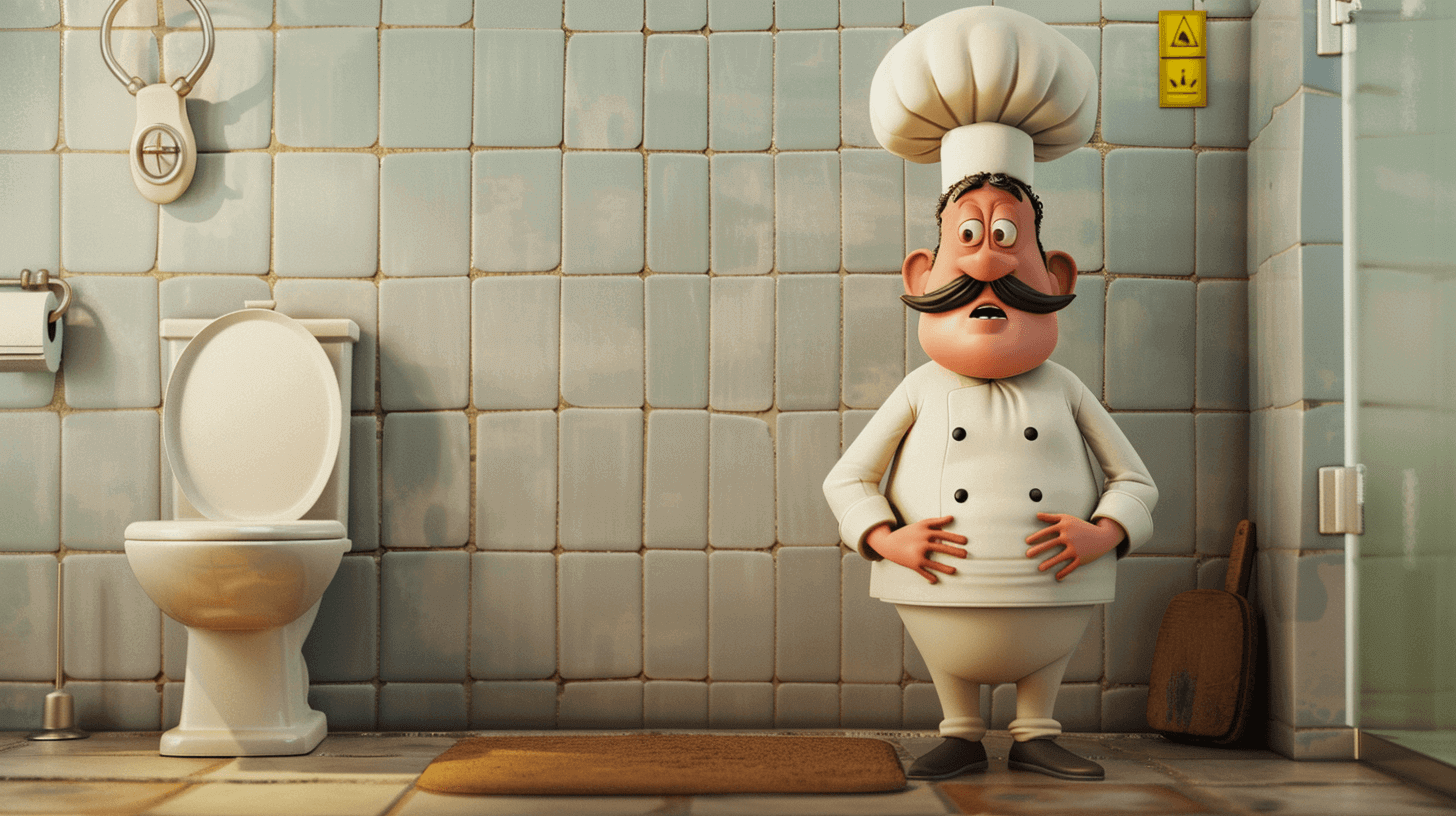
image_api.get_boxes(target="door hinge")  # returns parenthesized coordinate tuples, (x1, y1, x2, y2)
(1318, 0, 1362, 56)
(1318, 465, 1365, 535)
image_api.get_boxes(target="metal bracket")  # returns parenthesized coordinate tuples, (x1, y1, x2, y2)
(1318, 0, 1363, 56)
(1319, 465, 1365, 535)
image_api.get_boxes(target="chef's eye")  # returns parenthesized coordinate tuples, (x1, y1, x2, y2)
(958, 219, 984, 245)
(992, 219, 1018, 247)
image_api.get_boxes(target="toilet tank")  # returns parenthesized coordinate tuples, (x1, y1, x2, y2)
(159, 305, 360, 531)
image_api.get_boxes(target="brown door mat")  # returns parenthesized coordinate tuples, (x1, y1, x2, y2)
(415, 734, 908, 796)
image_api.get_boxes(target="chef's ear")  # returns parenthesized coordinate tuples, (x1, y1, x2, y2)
(902, 249, 936, 296)
(1044, 251, 1077, 296)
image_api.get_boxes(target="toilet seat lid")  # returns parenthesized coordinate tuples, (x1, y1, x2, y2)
(164, 308, 342, 522)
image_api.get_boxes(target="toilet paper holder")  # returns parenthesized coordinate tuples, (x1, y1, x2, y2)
(2, 269, 72, 324)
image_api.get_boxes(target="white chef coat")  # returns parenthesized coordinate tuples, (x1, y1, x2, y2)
(824, 360, 1157, 607)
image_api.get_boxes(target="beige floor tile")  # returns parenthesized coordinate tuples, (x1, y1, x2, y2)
(394, 789, 675, 816)
(313, 734, 458, 758)
(940, 782, 1217, 816)
(141, 781, 411, 816)
(1156, 757, 1400, 786)
(1206, 782, 1456, 815)
(202, 753, 436, 782)
(1096, 734, 1275, 761)
(688, 782, 953, 815)
(0, 780, 182, 815)
(0, 754, 224, 781)
(2, 733, 165, 758)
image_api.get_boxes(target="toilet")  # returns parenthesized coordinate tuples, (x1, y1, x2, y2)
(124, 302, 358, 757)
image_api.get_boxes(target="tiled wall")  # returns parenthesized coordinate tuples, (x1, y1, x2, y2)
(0, 0, 1253, 734)
(1245, 0, 1352, 759)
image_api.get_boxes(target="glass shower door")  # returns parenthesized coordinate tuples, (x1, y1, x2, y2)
(1353, 0, 1456, 766)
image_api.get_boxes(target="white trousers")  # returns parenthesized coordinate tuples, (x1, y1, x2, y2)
(895, 604, 1095, 743)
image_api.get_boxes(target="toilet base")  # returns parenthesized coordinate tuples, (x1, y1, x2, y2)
(160, 710, 327, 757)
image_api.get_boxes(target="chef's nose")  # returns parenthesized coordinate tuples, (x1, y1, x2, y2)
(958, 249, 1016, 282)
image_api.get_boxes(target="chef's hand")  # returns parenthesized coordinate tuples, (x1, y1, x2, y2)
(1025, 514, 1126, 581)
(865, 517, 969, 584)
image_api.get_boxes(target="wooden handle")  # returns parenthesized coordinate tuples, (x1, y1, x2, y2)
(1224, 519, 1255, 597)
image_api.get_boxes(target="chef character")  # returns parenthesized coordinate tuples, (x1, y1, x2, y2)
(823, 7, 1157, 781)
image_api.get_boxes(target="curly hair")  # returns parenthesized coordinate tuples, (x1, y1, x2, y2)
(933, 172, 1046, 261)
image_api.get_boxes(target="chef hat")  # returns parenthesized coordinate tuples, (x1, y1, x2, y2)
(869, 5, 1097, 192)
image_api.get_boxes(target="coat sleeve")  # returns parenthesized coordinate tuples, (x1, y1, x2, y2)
(822, 378, 917, 560)
(1072, 380, 1158, 555)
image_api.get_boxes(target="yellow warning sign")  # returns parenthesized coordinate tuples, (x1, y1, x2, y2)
(1160, 58, 1207, 108)
(1159, 10, 1206, 58)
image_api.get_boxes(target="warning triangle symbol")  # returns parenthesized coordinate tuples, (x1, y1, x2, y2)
(1170, 16, 1200, 49)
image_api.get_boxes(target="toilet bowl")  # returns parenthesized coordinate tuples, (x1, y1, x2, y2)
(124, 305, 358, 757)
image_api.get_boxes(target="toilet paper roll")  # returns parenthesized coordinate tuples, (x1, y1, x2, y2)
(0, 290, 64, 373)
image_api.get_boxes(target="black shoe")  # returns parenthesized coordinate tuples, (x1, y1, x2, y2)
(1007, 738, 1105, 780)
(907, 737, 989, 779)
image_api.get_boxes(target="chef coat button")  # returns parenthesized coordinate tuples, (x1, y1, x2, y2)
(952, 427, 966, 441)
(1029, 488, 1043, 502)
(1024, 426, 1038, 441)
(954, 489, 968, 503)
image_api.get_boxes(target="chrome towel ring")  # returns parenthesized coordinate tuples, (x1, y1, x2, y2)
(99, 0, 215, 204)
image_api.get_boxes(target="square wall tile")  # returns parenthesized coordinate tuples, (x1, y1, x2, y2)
(1105, 278, 1196, 410)
(709, 32, 772, 151)
(61, 154, 157, 274)
(646, 681, 709, 729)
(162, 0, 273, 27)
(63, 29, 155, 150)
(277, 0, 380, 25)
(1105, 0, 1189, 20)
(644, 410, 709, 549)
(777, 0, 837, 28)
(1249, 0, 1340, 140)
(841, 554, 903, 682)
(61, 411, 158, 550)
(842, 274, 905, 409)
(0, 414, 59, 552)
(1048, 274, 1105, 396)
(158, 153, 271, 274)
(709, 154, 773, 276)
(163, 30, 271, 151)
(842, 150, 905, 273)
(561, 276, 644, 407)
(474, 29, 564, 148)
(1101, 24, 1194, 147)
(1249, 404, 1341, 553)
(381, 412, 470, 548)
(1248, 93, 1342, 268)
(1260, 549, 1347, 728)
(565, 32, 644, 149)
(384, 0, 471, 25)
(379, 277, 470, 410)
(567, 0, 643, 30)
(776, 546, 840, 681)
(710, 682, 774, 728)
(1196, 412, 1249, 557)
(776, 413, 841, 547)
(840, 0, 900, 27)
(775, 152, 840, 272)
(776, 275, 841, 411)
(472, 277, 560, 410)
(301, 556, 377, 682)
(158, 276, 268, 321)
(1105, 148, 1195, 276)
(379, 551, 469, 682)
(274, 152, 378, 277)
(998, 0, 1099, 23)
(905, 683, 942, 729)
(644, 34, 707, 150)
(0, 32, 58, 150)
(275, 28, 377, 148)
(1197, 20, 1251, 148)
(476, 411, 557, 551)
(381, 152, 470, 277)
(378, 683, 467, 731)
(840, 29, 902, 147)
(1197, 280, 1250, 410)
(308, 685, 376, 731)
(559, 680, 643, 728)
(472, 150, 561, 273)
(559, 409, 644, 550)
(644, 550, 708, 679)
(0, 154, 59, 276)
(1106, 556, 1197, 685)
(563, 152, 644, 275)
(1251, 245, 1342, 410)
(1196, 150, 1248, 279)
(274, 279, 378, 411)
(477, 0, 562, 27)
(645, 275, 709, 407)
(472, 552, 556, 679)
(2, 0, 59, 26)
(776, 683, 840, 728)
(349, 415, 379, 551)
(382, 29, 473, 148)
(905, 0, 989, 25)
(647, 154, 709, 273)
(709, 552, 774, 681)
(709, 277, 773, 411)
(708, 0, 771, 30)
(62, 276, 159, 409)
(647, 0, 705, 30)
(709, 415, 775, 549)
(64, 554, 160, 680)
(1112, 412, 1194, 555)
(0, 556, 57, 680)
(1036, 147, 1103, 273)
(841, 683, 902, 729)
(471, 681, 557, 729)
(559, 553, 643, 679)
(775, 32, 839, 149)
(65, 681, 160, 731)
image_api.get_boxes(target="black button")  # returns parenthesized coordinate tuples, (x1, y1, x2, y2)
(1029, 488, 1043, 502)
(952, 427, 966, 441)
(1024, 426, 1038, 441)
(954, 489, 968, 503)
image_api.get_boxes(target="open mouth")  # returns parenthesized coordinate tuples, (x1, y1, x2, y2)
(970, 304, 1007, 320)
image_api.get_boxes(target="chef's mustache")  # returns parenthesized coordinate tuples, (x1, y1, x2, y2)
(900, 273, 1076, 315)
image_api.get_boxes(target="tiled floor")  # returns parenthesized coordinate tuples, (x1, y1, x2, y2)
(2, 730, 1454, 816)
